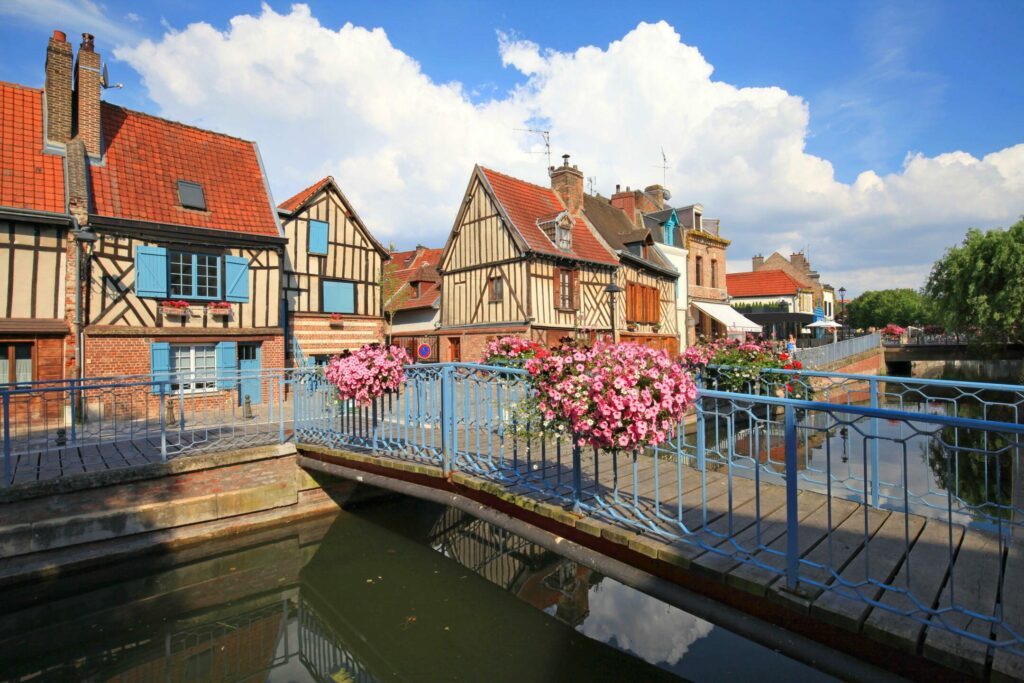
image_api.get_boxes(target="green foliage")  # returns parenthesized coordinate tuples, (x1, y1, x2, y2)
(925, 218, 1024, 342)
(845, 288, 934, 330)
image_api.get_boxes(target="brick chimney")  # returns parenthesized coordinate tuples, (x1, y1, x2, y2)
(549, 154, 584, 216)
(73, 33, 102, 158)
(611, 185, 640, 227)
(642, 185, 668, 211)
(790, 251, 810, 274)
(45, 30, 73, 143)
(752, 254, 764, 270)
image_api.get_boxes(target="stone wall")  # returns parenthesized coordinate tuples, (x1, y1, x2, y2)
(0, 443, 350, 585)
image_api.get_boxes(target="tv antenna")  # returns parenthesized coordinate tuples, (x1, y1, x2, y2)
(586, 176, 597, 195)
(653, 147, 669, 186)
(516, 128, 551, 168)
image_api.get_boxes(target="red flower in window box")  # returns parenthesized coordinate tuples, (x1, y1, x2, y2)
(207, 301, 232, 317)
(329, 313, 345, 327)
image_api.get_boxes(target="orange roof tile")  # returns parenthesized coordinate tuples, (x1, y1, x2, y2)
(479, 167, 618, 266)
(89, 103, 279, 237)
(278, 176, 332, 212)
(386, 247, 443, 311)
(727, 270, 805, 297)
(0, 81, 66, 215)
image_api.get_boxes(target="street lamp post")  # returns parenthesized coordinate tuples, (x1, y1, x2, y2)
(605, 283, 624, 343)
(838, 286, 847, 337)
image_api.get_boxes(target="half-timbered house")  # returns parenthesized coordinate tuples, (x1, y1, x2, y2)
(582, 195, 680, 354)
(385, 246, 442, 362)
(0, 72, 71, 388)
(277, 177, 388, 365)
(438, 157, 621, 361)
(52, 34, 288, 405)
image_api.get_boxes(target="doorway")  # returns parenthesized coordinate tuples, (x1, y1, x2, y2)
(237, 342, 262, 405)
(447, 337, 461, 362)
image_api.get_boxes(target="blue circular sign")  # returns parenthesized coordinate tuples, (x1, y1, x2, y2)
(417, 342, 432, 359)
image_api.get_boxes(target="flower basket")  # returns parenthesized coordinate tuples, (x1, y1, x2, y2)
(324, 344, 410, 407)
(329, 314, 345, 328)
(162, 301, 191, 317)
(525, 342, 697, 452)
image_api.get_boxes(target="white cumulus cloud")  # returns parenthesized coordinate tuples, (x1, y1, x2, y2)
(113, 4, 1024, 294)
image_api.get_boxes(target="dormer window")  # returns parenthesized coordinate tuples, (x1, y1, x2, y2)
(537, 211, 573, 251)
(177, 181, 207, 211)
(555, 218, 572, 251)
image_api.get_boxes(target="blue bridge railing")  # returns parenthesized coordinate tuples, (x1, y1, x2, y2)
(4, 362, 1024, 659)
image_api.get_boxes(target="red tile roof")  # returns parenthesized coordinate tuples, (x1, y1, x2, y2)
(0, 81, 65, 215)
(278, 176, 332, 213)
(386, 247, 443, 311)
(89, 104, 279, 237)
(727, 270, 805, 297)
(479, 167, 618, 265)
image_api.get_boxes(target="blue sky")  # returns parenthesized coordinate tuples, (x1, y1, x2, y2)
(1, 1, 1022, 293)
(4, 1, 1021, 182)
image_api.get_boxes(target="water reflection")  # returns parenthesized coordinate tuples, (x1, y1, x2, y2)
(0, 496, 834, 683)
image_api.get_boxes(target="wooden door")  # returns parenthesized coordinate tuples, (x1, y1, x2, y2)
(447, 337, 461, 362)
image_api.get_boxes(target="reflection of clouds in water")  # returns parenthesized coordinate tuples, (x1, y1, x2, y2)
(580, 578, 713, 665)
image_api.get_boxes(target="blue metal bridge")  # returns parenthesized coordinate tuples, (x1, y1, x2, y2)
(2, 361, 1023, 679)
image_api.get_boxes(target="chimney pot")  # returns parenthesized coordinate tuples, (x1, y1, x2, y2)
(562, 154, 570, 167)
(52, 30, 67, 42)
(615, 184, 620, 193)
(81, 33, 94, 51)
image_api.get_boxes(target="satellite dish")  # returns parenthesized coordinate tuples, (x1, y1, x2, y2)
(101, 64, 124, 90)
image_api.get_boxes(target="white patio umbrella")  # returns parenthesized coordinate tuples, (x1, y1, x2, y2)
(807, 319, 842, 343)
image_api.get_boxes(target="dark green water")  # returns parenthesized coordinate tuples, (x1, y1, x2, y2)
(0, 494, 835, 682)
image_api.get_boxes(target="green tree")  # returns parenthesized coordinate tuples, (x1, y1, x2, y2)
(925, 218, 1024, 342)
(845, 288, 933, 330)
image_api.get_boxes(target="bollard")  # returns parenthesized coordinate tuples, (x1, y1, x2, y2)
(166, 399, 177, 428)
(243, 394, 254, 419)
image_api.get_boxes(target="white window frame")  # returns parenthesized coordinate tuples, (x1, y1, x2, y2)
(170, 344, 218, 393)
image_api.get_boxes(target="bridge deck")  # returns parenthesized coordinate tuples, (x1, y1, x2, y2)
(299, 441, 1022, 681)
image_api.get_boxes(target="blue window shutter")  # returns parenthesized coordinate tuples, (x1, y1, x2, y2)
(216, 341, 237, 390)
(135, 246, 168, 298)
(150, 341, 170, 394)
(323, 281, 355, 314)
(224, 255, 250, 303)
(309, 220, 329, 255)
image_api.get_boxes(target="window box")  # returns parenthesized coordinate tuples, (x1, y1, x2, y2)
(207, 302, 232, 318)
(162, 301, 192, 317)
(329, 313, 345, 328)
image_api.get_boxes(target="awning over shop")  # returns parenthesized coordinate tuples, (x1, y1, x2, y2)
(692, 301, 762, 334)
(740, 311, 816, 326)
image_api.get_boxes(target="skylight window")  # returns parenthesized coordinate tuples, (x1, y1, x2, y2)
(177, 181, 207, 211)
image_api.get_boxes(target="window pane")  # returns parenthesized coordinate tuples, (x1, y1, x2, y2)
(0, 347, 8, 384)
(195, 254, 219, 298)
(170, 253, 192, 297)
(13, 344, 31, 383)
(195, 345, 217, 389)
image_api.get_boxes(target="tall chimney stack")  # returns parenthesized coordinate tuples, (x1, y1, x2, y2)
(549, 154, 584, 216)
(44, 30, 73, 143)
(73, 33, 102, 157)
(752, 254, 764, 270)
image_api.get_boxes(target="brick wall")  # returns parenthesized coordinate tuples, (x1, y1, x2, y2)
(290, 313, 383, 361)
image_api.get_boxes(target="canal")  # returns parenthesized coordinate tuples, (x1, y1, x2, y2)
(0, 495, 835, 682)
